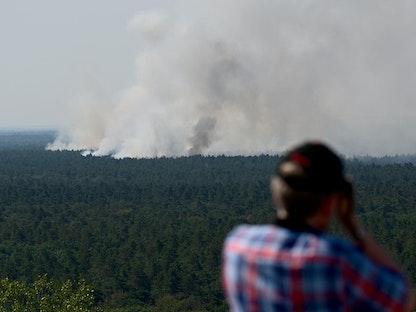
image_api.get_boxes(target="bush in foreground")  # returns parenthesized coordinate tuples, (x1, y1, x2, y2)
(0, 275, 102, 312)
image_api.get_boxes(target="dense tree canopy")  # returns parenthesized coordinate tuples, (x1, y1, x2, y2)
(0, 132, 415, 310)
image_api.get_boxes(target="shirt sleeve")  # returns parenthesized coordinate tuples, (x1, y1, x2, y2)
(343, 246, 410, 311)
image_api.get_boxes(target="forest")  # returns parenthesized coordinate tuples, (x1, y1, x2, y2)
(0, 131, 415, 311)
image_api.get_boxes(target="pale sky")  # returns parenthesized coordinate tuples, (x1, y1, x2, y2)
(0, 0, 169, 129)
(2, 1, 416, 157)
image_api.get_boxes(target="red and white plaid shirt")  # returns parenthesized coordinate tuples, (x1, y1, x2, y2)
(222, 224, 410, 311)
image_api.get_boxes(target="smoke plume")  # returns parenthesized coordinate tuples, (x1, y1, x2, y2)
(188, 117, 217, 156)
(48, 0, 416, 157)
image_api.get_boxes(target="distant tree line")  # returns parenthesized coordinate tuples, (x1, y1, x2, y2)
(0, 134, 414, 310)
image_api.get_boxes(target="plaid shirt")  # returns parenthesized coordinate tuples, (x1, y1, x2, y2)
(222, 224, 410, 311)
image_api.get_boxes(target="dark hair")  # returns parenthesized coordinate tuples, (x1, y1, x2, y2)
(272, 141, 349, 220)
(272, 164, 329, 220)
(275, 142, 348, 194)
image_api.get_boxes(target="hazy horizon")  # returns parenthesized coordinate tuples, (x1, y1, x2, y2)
(2, 129, 416, 159)
(2, 1, 416, 157)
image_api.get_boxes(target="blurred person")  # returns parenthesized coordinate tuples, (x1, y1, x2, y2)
(222, 141, 415, 311)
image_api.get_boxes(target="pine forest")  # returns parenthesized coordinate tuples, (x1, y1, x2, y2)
(0, 132, 415, 311)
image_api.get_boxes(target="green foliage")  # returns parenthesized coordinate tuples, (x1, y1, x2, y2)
(0, 134, 415, 310)
(0, 275, 101, 311)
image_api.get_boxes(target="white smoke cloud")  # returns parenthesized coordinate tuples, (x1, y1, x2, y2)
(47, 0, 416, 157)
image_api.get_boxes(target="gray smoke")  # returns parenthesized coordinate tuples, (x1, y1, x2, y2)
(47, 0, 416, 157)
(188, 117, 217, 156)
